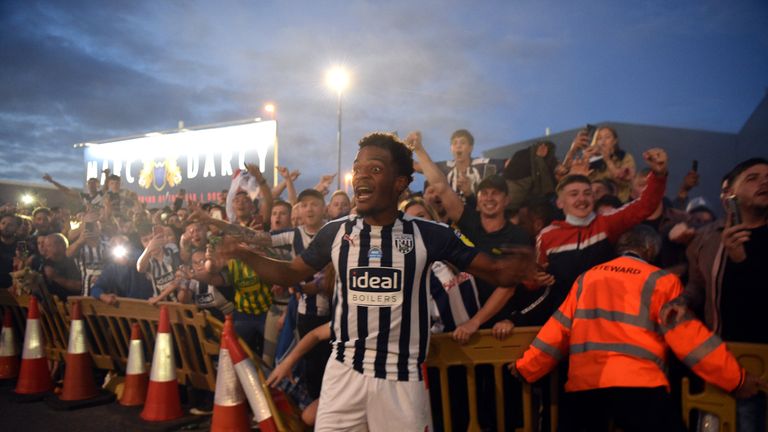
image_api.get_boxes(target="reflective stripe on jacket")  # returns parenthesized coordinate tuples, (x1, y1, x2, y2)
(516, 255, 744, 393)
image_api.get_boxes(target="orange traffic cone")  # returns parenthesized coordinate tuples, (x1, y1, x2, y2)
(120, 322, 148, 406)
(140, 306, 183, 422)
(14, 297, 52, 398)
(225, 332, 278, 432)
(0, 311, 20, 380)
(211, 315, 249, 432)
(47, 301, 115, 409)
(60, 301, 98, 400)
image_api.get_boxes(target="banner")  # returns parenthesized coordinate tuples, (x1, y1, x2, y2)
(82, 120, 276, 206)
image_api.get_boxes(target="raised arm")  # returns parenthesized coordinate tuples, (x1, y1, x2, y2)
(272, 167, 299, 205)
(246, 163, 273, 228)
(602, 148, 669, 239)
(314, 173, 336, 196)
(42, 173, 80, 199)
(215, 237, 318, 287)
(405, 131, 465, 222)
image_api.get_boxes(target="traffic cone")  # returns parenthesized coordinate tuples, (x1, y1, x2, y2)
(47, 301, 115, 409)
(140, 306, 183, 422)
(225, 332, 278, 432)
(120, 322, 148, 406)
(14, 297, 52, 398)
(60, 301, 98, 400)
(0, 311, 20, 381)
(210, 314, 249, 432)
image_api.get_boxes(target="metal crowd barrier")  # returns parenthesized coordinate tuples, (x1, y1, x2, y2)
(0, 292, 298, 432)
(682, 342, 768, 432)
(425, 327, 557, 432)
(0, 289, 70, 363)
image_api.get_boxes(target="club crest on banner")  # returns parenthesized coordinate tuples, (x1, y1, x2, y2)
(393, 233, 414, 254)
(138, 158, 183, 192)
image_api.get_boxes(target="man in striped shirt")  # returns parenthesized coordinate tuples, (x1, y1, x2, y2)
(67, 218, 109, 296)
(271, 188, 332, 400)
(212, 132, 534, 431)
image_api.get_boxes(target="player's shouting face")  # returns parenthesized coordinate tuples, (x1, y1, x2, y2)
(353, 146, 403, 219)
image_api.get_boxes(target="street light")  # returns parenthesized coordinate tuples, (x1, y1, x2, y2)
(20, 194, 35, 206)
(326, 66, 350, 190)
(264, 103, 275, 118)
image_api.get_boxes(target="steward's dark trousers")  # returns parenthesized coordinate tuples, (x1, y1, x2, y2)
(559, 386, 686, 432)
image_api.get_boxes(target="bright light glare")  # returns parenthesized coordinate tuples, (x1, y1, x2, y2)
(264, 103, 275, 113)
(326, 66, 350, 92)
(344, 172, 353, 182)
(112, 245, 128, 258)
(20, 194, 35, 205)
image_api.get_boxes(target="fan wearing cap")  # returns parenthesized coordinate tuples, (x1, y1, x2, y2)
(407, 131, 531, 342)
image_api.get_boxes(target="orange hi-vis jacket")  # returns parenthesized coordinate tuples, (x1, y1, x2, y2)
(516, 255, 745, 393)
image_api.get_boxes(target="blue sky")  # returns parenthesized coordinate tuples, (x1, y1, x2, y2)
(1, 0, 766, 193)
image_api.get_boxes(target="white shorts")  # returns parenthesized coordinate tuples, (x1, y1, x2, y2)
(314, 358, 433, 432)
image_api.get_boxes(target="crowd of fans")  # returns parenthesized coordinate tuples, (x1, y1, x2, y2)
(0, 125, 765, 430)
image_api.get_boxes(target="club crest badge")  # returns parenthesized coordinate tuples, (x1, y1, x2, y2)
(393, 233, 414, 254)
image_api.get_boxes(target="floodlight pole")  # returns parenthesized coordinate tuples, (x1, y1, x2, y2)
(336, 89, 343, 191)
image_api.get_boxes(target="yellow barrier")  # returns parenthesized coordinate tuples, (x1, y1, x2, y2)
(0, 289, 70, 363)
(682, 342, 768, 431)
(425, 327, 556, 432)
(1, 292, 299, 432)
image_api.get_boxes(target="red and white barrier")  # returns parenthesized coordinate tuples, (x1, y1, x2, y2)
(224, 333, 278, 432)
(140, 306, 183, 421)
(120, 322, 148, 406)
(59, 301, 98, 401)
(211, 314, 249, 432)
(14, 297, 52, 396)
(0, 311, 19, 380)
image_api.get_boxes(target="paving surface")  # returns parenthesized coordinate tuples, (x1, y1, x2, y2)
(0, 383, 213, 432)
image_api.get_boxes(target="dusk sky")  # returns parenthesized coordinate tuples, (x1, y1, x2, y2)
(1, 0, 767, 193)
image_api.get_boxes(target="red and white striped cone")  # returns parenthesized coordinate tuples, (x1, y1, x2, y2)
(14, 297, 52, 396)
(140, 306, 183, 422)
(0, 311, 20, 380)
(210, 315, 249, 432)
(224, 333, 278, 432)
(59, 301, 98, 401)
(120, 322, 148, 406)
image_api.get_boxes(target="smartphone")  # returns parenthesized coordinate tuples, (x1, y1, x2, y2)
(16, 241, 29, 257)
(585, 124, 598, 145)
(726, 195, 742, 226)
(484, 164, 497, 179)
(692, 160, 698, 172)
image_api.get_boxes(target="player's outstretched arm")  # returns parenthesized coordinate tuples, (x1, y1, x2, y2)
(466, 248, 535, 288)
(212, 235, 317, 287)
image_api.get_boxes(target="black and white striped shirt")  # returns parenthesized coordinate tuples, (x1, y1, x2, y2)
(148, 244, 181, 297)
(301, 213, 478, 382)
(75, 237, 109, 296)
(271, 226, 330, 316)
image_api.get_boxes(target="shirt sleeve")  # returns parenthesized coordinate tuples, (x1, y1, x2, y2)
(418, 220, 478, 271)
(270, 229, 294, 247)
(602, 170, 667, 242)
(300, 220, 342, 271)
